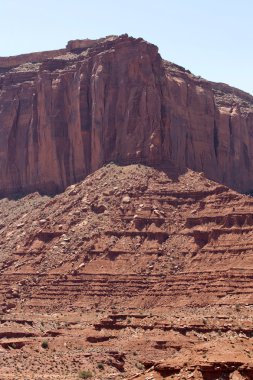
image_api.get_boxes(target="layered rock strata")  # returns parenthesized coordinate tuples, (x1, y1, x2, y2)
(0, 164, 253, 378)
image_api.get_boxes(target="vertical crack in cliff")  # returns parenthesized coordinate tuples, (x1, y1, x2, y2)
(211, 93, 218, 167)
(213, 119, 219, 159)
(229, 112, 235, 156)
(7, 97, 22, 192)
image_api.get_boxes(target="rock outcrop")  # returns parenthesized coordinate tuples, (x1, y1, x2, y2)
(0, 34, 253, 196)
(0, 164, 253, 379)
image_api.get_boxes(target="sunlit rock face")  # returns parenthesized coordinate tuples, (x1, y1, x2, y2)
(0, 34, 253, 196)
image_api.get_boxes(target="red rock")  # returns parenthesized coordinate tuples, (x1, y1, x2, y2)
(0, 34, 253, 197)
(0, 164, 252, 378)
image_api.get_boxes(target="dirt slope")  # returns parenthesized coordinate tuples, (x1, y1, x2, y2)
(0, 163, 252, 379)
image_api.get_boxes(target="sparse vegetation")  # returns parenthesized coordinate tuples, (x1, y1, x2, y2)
(79, 370, 92, 379)
(97, 362, 104, 370)
(41, 340, 49, 349)
(135, 362, 145, 371)
(235, 304, 240, 312)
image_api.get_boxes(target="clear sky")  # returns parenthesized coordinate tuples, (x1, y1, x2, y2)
(1, 0, 252, 94)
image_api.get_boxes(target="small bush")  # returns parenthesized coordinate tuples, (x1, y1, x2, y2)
(235, 304, 240, 312)
(97, 362, 104, 370)
(135, 362, 144, 371)
(79, 370, 92, 379)
(41, 340, 49, 349)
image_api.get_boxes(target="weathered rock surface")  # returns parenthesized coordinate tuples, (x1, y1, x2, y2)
(0, 34, 253, 196)
(0, 164, 253, 379)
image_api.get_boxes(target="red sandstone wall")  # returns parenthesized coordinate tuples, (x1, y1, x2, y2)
(0, 35, 252, 196)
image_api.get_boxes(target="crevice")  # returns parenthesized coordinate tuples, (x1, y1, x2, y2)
(213, 119, 219, 158)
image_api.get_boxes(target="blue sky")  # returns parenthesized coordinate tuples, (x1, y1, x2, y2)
(1, 0, 252, 94)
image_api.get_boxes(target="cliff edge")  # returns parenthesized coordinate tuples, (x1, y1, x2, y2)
(0, 34, 252, 196)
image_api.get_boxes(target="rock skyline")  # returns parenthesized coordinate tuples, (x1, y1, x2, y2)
(0, 34, 253, 197)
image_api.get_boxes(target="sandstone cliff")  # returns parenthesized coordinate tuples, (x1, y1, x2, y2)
(0, 34, 253, 196)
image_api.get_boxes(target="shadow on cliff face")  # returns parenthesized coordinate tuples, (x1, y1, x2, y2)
(2, 161, 187, 201)
(5, 191, 52, 201)
(0, 161, 188, 201)
(152, 162, 188, 182)
(244, 189, 253, 197)
(111, 159, 188, 183)
(2, 184, 59, 201)
(5, 192, 30, 201)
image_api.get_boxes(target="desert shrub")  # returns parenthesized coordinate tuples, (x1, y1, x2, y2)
(235, 304, 240, 312)
(79, 370, 92, 379)
(97, 362, 104, 370)
(135, 362, 145, 370)
(41, 340, 49, 349)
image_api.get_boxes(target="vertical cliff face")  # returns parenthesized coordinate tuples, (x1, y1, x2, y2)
(0, 34, 253, 196)
(160, 64, 253, 193)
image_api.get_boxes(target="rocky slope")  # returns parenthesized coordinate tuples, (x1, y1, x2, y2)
(0, 163, 253, 379)
(0, 34, 253, 197)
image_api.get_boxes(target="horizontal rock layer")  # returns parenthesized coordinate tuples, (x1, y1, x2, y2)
(0, 34, 253, 196)
(0, 164, 253, 379)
